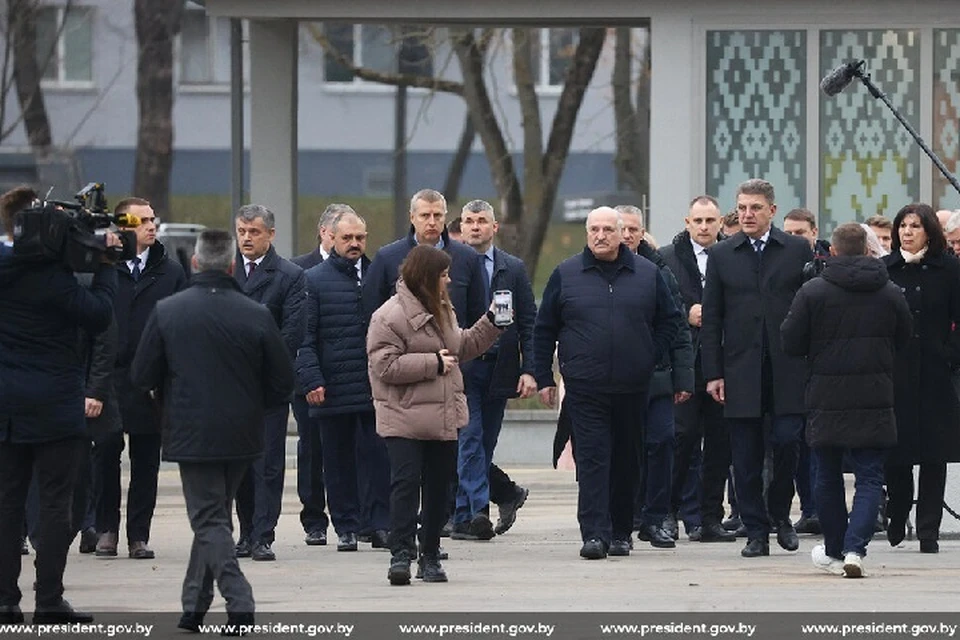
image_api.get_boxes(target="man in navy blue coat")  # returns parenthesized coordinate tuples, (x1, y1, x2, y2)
(362, 189, 486, 328)
(290, 204, 347, 547)
(534, 207, 681, 560)
(451, 200, 536, 540)
(0, 186, 116, 624)
(297, 210, 390, 552)
(233, 204, 306, 562)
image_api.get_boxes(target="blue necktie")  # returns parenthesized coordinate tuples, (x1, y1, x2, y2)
(130, 256, 141, 281)
(480, 253, 492, 304)
(753, 238, 765, 253)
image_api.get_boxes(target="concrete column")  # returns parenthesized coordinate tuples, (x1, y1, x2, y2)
(249, 19, 298, 258)
(648, 12, 696, 236)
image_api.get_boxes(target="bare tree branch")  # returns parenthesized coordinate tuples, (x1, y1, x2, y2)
(512, 27, 544, 229)
(304, 23, 465, 95)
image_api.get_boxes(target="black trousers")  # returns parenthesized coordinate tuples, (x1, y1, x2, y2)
(92, 431, 161, 544)
(179, 461, 254, 616)
(291, 396, 329, 535)
(885, 462, 947, 541)
(0, 437, 85, 608)
(236, 406, 289, 545)
(384, 437, 457, 557)
(672, 377, 730, 526)
(565, 387, 646, 544)
(319, 412, 390, 536)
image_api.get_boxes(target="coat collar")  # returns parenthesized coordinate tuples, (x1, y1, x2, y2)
(395, 278, 438, 332)
(405, 225, 452, 251)
(885, 248, 951, 270)
(732, 225, 787, 250)
(191, 270, 243, 292)
(580, 244, 635, 272)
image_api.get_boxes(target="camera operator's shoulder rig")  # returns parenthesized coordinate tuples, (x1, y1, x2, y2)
(12, 183, 138, 272)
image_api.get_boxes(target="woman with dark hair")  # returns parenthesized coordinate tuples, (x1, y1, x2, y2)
(882, 203, 960, 553)
(367, 245, 503, 585)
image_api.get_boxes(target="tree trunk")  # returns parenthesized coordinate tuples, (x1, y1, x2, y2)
(519, 27, 606, 275)
(452, 30, 523, 232)
(133, 0, 183, 219)
(512, 27, 545, 264)
(612, 27, 637, 192)
(9, 0, 53, 156)
(442, 113, 475, 204)
(635, 26, 651, 206)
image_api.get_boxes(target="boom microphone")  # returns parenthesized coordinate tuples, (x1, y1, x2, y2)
(819, 60, 864, 97)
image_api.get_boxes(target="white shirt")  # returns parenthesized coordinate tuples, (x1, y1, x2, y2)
(126, 247, 150, 275)
(243, 254, 265, 277)
(319, 246, 330, 261)
(689, 237, 710, 282)
(751, 229, 771, 251)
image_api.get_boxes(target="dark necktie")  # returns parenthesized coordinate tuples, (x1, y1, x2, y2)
(130, 257, 141, 281)
(480, 253, 492, 304)
(753, 238, 765, 253)
(248, 261, 257, 278)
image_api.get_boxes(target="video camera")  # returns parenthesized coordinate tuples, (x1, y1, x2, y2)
(12, 183, 139, 272)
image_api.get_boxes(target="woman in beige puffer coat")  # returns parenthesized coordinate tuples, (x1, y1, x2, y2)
(367, 245, 502, 586)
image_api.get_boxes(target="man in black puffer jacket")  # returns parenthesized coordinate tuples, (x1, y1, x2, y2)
(296, 210, 390, 552)
(132, 230, 294, 631)
(781, 223, 912, 579)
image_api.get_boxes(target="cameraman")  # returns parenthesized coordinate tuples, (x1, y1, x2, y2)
(0, 186, 118, 624)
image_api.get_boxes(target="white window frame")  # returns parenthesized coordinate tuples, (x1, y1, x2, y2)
(37, 5, 95, 91)
(318, 23, 434, 94)
(509, 28, 579, 96)
(177, 4, 249, 93)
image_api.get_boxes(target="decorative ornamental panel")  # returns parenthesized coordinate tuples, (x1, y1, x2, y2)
(934, 29, 960, 212)
(820, 29, 920, 231)
(706, 31, 806, 214)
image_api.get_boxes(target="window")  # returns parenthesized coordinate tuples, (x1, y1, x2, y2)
(316, 23, 434, 85)
(179, 3, 248, 86)
(35, 6, 93, 86)
(525, 28, 578, 90)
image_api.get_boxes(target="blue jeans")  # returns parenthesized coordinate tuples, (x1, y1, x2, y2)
(814, 446, 886, 559)
(455, 360, 508, 524)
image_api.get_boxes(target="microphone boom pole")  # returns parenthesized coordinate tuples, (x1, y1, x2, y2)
(844, 62, 960, 197)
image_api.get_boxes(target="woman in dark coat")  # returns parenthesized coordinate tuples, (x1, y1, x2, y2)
(882, 203, 960, 553)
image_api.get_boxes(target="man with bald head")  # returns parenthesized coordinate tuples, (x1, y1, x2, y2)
(534, 207, 681, 560)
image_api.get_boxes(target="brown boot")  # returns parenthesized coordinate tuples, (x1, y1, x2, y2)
(95, 532, 118, 557)
(128, 541, 155, 560)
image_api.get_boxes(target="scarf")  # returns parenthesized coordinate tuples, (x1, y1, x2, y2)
(900, 245, 928, 264)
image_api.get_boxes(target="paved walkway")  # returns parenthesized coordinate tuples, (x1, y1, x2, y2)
(31, 456, 960, 615)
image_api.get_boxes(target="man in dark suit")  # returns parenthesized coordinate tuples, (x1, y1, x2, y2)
(290, 204, 346, 547)
(131, 229, 294, 632)
(700, 178, 814, 558)
(95, 197, 186, 560)
(451, 200, 536, 541)
(233, 204, 306, 562)
(534, 207, 681, 560)
(659, 196, 736, 544)
(297, 210, 391, 552)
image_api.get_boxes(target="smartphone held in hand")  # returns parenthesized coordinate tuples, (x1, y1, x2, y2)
(493, 290, 513, 327)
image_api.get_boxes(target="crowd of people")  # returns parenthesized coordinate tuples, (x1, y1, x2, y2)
(1, 178, 959, 630)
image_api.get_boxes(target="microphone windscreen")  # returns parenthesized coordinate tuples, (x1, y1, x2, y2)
(820, 61, 857, 97)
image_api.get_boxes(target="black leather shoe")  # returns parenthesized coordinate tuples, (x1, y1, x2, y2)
(0, 605, 24, 625)
(776, 521, 799, 551)
(794, 514, 822, 535)
(495, 486, 529, 535)
(78, 528, 97, 554)
(337, 532, 358, 552)
(699, 523, 737, 542)
(251, 542, 275, 561)
(687, 527, 702, 542)
(920, 539, 940, 554)
(178, 612, 205, 633)
(662, 513, 679, 541)
(638, 524, 676, 549)
(33, 599, 93, 624)
(608, 539, 631, 556)
(371, 529, 390, 549)
(358, 534, 373, 544)
(304, 530, 327, 546)
(416, 554, 448, 582)
(439, 520, 453, 538)
(722, 515, 741, 532)
(235, 538, 251, 558)
(450, 514, 495, 541)
(887, 516, 906, 546)
(579, 538, 607, 560)
(388, 550, 413, 586)
(741, 538, 770, 558)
